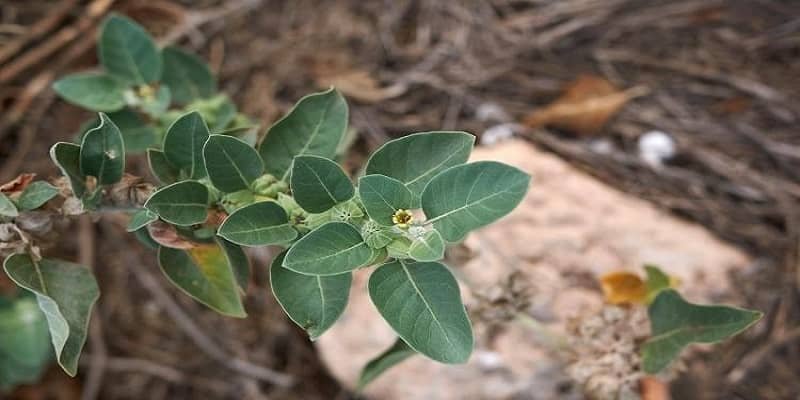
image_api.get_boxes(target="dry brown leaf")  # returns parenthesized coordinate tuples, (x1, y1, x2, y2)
(600, 270, 647, 305)
(640, 376, 671, 400)
(0, 173, 36, 195)
(522, 74, 647, 136)
(147, 221, 198, 250)
(315, 69, 406, 103)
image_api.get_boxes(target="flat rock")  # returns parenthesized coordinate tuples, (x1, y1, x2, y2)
(315, 139, 751, 399)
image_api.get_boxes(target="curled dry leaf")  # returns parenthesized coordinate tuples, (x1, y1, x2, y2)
(640, 376, 672, 400)
(600, 271, 647, 305)
(315, 69, 407, 103)
(147, 220, 198, 250)
(522, 75, 648, 136)
(0, 173, 36, 196)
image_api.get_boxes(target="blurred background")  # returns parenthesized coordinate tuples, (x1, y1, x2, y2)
(1, 0, 799, 399)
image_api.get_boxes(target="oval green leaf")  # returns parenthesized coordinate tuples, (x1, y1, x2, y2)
(162, 111, 210, 179)
(3, 254, 100, 377)
(98, 14, 161, 84)
(408, 229, 445, 262)
(147, 148, 179, 185)
(365, 132, 475, 203)
(161, 46, 216, 104)
(80, 113, 125, 185)
(291, 155, 354, 213)
(259, 88, 348, 180)
(50, 142, 86, 197)
(283, 222, 372, 276)
(358, 174, 414, 226)
(217, 201, 297, 246)
(52, 73, 127, 112)
(16, 181, 59, 211)
(0, 193, 18, 217)
(270, 251, 351, 340)
(422, 161, 530, 242)
(642, 289, 762, 374)
(158, 244, 246, 318)
(368, 260, 473, 364)
(144, 180, 209, 226)
(203, 134, 264, 193)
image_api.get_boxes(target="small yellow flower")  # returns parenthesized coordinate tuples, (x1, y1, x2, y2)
(392, 209, 413, 228)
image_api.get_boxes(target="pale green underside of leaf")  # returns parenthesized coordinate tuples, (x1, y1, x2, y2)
(144, 180, 209, 226)
(357, 338, 416, 390)
(17, 181, 59, 211)
(126, 209, 158, 232)
(641, 289, 762, 374)
(259, 88, 348, 180)
(98, 14, 161, 85)
(291, 155, 354, 213)
(0, 296, 52, 390)
(365, 131, 475, 204)
(161, 46, 216, 104)
(358, 174, 414, 226)
(203, 134, 264, 193)
(52, 73, 127, 112)
(80, 113, 125, 185)
(3, 254, 100, 377)
(50, 142, 86, 198)
(158, 245, 246, 318)
(368, 260, 473, 364)
(147, 148, 179, 185)
(283, 222, 372, 276)
(218, 239, 250, 292)
(0, 193, 18, 217)
(162, 111, 210, 180)
(217, 201, 297, 246)
(422, 161, 530, 242)
(408, 229, 445, 262)
(270, 251, 351, 340)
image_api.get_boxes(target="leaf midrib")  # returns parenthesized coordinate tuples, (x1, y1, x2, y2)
(426, 186, 521, 224)
(399, 261, 457, 355)
(405, 139, 470, 187)
(280, 99, 334, 181)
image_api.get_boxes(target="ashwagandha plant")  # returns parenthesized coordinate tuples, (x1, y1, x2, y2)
(0, 13, 761, 392)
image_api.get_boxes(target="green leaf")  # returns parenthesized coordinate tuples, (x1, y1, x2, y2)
(0, 295, 52, 390)
(144, 180, 209, 226)
(104, 109, 158, 153)
(358, 175, 414, 226)
(365, 132, 475, 204)
(270, 251, 351, 340)
(357, 338, 416, 390)
(217, 201, 297, 246)
(368, 260, 473, 363)
(162, 111, 210, 179)
(259, 88, 348, 180)
(218, 239, 250, 292)
(80, 113, 125, 185)
(422, 161, 530, 242)
(283, 222, 372, 276)
(98, 14, 161, 84)
(361, 220, 398, 249)
(291, 156, 354, 213)
(147, 148, 179, 185)
(0, 193, 18, 217)
(52, 73, 127, 112)
(203, 134, 264, 193)
(50, 142, 86, 197)
(3, 254, 100, 377)
(158, 244, 246, 318)
(126, 209, 158, 232)
(16, 181, 59, 211)
(408, 229, 445, 262)
(645, 265, 671, 303)
(641, 289, 762, 374)
(161, 46, 216, 104)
